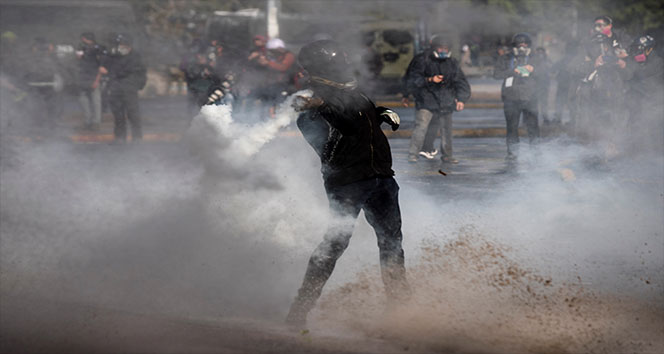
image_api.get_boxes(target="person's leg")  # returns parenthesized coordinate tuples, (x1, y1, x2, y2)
(110, 92, 126, 142)
(407, 109, 433, 161)
(286, 182, 364, 326)
(125, 90, 142, 141)
(91, 86, 102, 129)
(439, 112, 455, 161)
(503, 100, 521, 157)
(78, 90, 92, 127)
(522, 100, 540, 144)
(421, 114, 440, 154)
(363, 177, 410, 301)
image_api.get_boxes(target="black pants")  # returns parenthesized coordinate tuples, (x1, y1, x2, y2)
(287, 177, 409, 322)
(503, 99, 539, 155)
(110, 89, 142, 141)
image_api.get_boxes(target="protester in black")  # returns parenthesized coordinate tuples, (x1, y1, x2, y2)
(493, 33, 543, 159)
(405, 35, 471, 164)
(286, 40, 408, 327)
(104, 34, 146, 143)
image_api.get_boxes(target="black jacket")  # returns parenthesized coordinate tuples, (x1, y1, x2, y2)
(404, 51, 471, 112)
(493, 51, 543, 102)
(297, 82, 395, 188)
(77, 43, 106, 89)
(107, 50, 146, 93)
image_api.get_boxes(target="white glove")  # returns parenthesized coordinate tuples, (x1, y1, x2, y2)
(380, 108, 400, 131)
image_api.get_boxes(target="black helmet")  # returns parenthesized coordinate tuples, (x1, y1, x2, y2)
(430, 34, 452, 48)
(298, 40, 353, 83)
(115, 33, 133, 46)
(511, 33, 532, 47)
(630, 35, 655, 55)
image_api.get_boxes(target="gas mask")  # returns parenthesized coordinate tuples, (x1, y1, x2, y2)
(433, 49, 450, 59)
(594, 24, 611, 36)
(513, 46, 531, 56)
(634, 53, 647, 63)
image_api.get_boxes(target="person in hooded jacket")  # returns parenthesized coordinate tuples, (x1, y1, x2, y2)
(103, 34, 146, 143)
(493, 32, 543, 159)
(405, 35, 471, 164)
(285, 40, 409, 328)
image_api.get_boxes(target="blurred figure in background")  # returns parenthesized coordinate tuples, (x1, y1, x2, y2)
(22, 37, 64, 134)
(253, 38, 296, 117)
(239, 34, 269, 105)
(0, 31, 25, 130)
(104, 34, 146, 143)
(552, 40, 580, 127)
(493, 33, 543, 160)
(76, 32, 106, 131)
(624, 35, 663, 153)
(571, 15, 630, 147)
(535, 47, 553, 126)
(460, 43, 472, 69)
(405, 34, 470, 164)
(183, 48, 219, 112)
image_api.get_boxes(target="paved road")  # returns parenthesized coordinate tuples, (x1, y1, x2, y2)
(2, 100, 662, 353)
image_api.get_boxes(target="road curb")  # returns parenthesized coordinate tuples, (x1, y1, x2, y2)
(8, 128, 533, 144)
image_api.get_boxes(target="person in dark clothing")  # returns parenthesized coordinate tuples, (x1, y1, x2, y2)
(493, 33, 543, 159)
(103, 34, 146, 143)
(286, 40, 409, 328)
(571, 16, 630, 143)
(535, 47, 552, 125)
(401, 50, 440, 160)
(184, 50, 220, 110)
(552, 40, 580, 126)
(76, 32, 107, 131)
(624, 35, 663, 152)
(22, 37, 64, 133)
(405, 35, 471, 164)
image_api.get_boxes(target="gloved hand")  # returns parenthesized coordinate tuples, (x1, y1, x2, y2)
(380, 108, 400, 131)
(206, 88, 224, 105)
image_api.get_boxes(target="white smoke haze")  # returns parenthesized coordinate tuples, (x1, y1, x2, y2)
(2, 2, 664, 353)
(2, 95, 663, 352)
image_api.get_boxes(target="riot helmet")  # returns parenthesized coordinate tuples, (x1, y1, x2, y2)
(298, 40, 354, 84)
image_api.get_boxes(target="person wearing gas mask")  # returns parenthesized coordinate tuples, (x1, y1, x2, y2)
(103, 34, 146, 143)
(405, 34, 471, 164)
(624, 35, 663, 152)
(572, 16, 631, 144)
(286, 40, 409, 327)
(22, 37, 63, 133)
(76, 32, 107, 131)
(493, 33, 543, 160)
